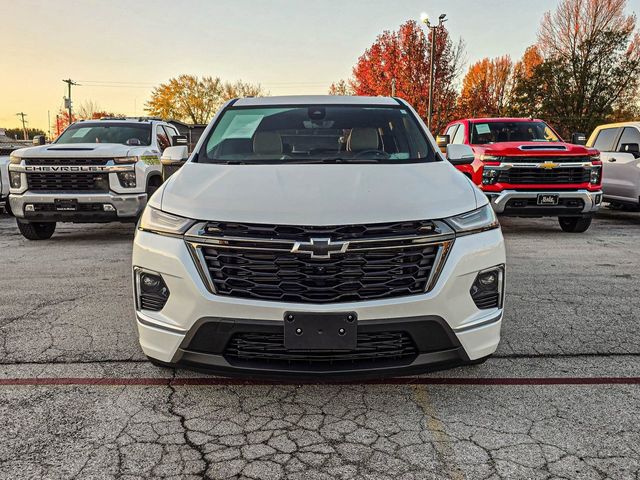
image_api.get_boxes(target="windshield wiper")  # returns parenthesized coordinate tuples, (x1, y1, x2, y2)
(290, 157, 386, 164)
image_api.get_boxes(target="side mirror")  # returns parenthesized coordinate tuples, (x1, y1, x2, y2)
(620, 143, 640, 158)
(436, 135, 450, 153)
(446, 144, 475, 165)
(161, 146, 189, 180)
(33, 135, 46, 146)
(171, 135, 188, 147)
(571, 132, 587, 145)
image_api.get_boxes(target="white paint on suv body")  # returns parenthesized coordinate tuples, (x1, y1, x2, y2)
(134, 96, 506, 373)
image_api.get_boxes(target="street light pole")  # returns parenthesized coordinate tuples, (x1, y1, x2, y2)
(421, 13, 447, 131)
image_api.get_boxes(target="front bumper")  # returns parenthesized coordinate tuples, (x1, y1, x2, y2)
(9, 191, 147, 222)
(133, 228, 506, 378)
(486, 189, 602, 216)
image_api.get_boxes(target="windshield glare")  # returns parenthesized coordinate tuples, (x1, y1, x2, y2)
(200, 105, 435, 164)
(470, 121, 560, 144)
(56, 123, 152, 146)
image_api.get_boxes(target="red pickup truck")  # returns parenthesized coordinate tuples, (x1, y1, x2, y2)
(438, 117, 603, 232)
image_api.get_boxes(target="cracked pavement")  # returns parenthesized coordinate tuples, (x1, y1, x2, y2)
(1, 209, 640, 479)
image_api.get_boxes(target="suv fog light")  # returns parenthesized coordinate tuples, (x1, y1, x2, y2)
(103, 204, 115, 212)
(9, 172, 21, 188)
(470, 265, 504, 310)
(117, 171, 137, 188)
(135, 268, 170, 311)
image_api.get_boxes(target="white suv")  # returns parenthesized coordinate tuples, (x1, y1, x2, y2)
(133, 96, 506, 378)
(587, 122, 640, 208)
(8, 118, 183, 240)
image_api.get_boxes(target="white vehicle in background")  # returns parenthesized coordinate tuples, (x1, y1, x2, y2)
(0, 155, 10, 214)
(8, 118, 187, 240)
(133, 95, 506, 379)
(588, 122, 640, 209)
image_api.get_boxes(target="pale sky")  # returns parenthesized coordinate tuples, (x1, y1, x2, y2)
(2, 0, 639, 131)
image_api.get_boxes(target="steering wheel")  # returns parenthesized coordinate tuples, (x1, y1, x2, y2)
(353, 150, 390, 159)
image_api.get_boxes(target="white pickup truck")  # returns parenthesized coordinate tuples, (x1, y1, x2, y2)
(8, 118, 186, 240)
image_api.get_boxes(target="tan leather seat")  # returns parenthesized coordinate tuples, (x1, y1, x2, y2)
(253, 131, 282, 155)
(347, 128, 380, 152)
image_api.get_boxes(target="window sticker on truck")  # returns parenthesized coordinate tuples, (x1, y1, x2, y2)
(475, 124, 491, 135)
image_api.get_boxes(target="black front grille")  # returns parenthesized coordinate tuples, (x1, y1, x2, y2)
(203, 219, 438, 241)
(25, 158, 110, 166)
(27, 173, 109, 191)
(201, 243, 440, 303)
(498, 167, 590, 184)
(224, 331, 417, 366)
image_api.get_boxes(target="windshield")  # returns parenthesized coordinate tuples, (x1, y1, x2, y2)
(56, 122, 152, 146)
(199, 105, 435, 164)
(470, 121, 560, 144)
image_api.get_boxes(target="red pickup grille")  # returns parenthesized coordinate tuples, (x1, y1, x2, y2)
(497, 167, 590, 184)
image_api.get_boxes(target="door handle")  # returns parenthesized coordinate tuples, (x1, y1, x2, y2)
(609, 158, 617, 162)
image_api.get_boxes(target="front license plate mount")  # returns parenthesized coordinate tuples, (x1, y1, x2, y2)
(284, 311, 357, 350)
(537, 194, 559, 206)
(54, 198, 78, 211)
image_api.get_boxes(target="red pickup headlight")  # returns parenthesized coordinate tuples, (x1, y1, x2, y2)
(590, 166, 602, 185)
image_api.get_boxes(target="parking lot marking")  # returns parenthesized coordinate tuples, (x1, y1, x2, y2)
(412, 384, 465, 480)
(0, 377, 639, 386)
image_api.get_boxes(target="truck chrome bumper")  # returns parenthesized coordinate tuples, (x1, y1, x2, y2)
(9, 191, 147, 220)
(486, 189, 603, 214)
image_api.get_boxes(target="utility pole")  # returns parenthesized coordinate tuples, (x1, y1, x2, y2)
(391, 78, 396, 97)
(421, 13, 447, 131)
(62, 78, 79, 124)
(16, 112, 28, 140)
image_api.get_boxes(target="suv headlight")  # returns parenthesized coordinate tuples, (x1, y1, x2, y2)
(445, 204, 499, 235)
(139, 206, 194, 235)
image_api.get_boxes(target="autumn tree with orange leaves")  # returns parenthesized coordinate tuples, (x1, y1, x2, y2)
(333, 20, 464, 133)
(457, 56, 514, 118)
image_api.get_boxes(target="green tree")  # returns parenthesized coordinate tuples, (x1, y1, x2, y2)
(4, 127, 46, 140)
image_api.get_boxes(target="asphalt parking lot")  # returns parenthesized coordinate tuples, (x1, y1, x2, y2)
(1, 210, 640, 480)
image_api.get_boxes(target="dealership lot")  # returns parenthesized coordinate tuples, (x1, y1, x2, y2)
(1, 211, 640, 479)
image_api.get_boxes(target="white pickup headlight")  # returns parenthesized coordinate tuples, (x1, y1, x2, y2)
(9, 154, 22, 164)
(445, 204, 499, 235)
(114, 156, 138, 164)
(139, 206, 194, 235)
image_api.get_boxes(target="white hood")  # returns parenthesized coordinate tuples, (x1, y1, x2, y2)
(159, 161, 481, 225)
(12, 143, 152, 158)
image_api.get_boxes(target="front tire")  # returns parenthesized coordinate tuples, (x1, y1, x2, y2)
(17, 219, 56, 240)
(558, 216, 592, 233)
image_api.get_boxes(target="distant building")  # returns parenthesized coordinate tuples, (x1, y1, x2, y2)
(167, 120, 207, 152)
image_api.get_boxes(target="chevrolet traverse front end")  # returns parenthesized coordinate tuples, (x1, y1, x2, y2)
(133, 96, 506, 378)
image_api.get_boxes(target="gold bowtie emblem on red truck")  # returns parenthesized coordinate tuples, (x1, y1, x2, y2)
(539, 161, 559, 169)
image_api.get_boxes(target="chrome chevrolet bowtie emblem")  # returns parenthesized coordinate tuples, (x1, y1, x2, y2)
(291, 238, 349, 258)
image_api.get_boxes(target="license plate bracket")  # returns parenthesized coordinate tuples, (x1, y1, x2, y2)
(537, 194, 559, 206)
(284, 312, 357, 350)
(54, 199, 78, 211)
